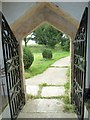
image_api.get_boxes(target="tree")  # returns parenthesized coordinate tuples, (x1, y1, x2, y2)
(32, 24, 63, 48)
(60, 35, 70, 51)
(24, 37, 29, 47)
(24, 33, 34, 47)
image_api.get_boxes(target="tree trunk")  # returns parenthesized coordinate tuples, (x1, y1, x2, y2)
(25, 41, 27, 47)
(24, 38, 27, 47)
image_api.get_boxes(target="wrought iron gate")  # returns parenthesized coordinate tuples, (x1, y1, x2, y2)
(1, 13, 25, 119)
(72, 8, 88, 119)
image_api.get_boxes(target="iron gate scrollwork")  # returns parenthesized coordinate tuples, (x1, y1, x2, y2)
(1, 13, 25, 119)
(72, 8, 88, 119)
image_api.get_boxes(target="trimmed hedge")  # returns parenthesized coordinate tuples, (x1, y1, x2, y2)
(23, 47, 34, 69)
(42, 49, 52, 59)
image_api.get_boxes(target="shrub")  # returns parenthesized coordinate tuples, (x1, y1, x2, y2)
(42, 49, 52, 59)
(23, 47, 34, 69)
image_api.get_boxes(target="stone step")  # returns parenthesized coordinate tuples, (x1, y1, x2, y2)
(18, 99, 77, 119)
(41, 86, 65, 97)
(21, 99, 64, 113)
(18, 112, 77, 118)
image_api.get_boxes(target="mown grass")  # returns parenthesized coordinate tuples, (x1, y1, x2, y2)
(64, 66, 70, 94)
(24, 45, 70, 79)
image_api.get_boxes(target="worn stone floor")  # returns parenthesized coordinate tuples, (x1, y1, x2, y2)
(18, 99, 77, 118)
(18, 56, 77, 118)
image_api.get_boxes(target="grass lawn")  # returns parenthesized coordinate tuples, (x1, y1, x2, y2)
(24, 45, 70, 79)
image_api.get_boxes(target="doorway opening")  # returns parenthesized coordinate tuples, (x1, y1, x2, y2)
(19, 23, 76, 118)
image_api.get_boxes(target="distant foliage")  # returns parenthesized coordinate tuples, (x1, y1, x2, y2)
(42, 49, 52, 59)
(23, 47, 34, 69)
(31, 23, 70, 50)
(61, 37, 70, 51)
(32, 23, 63, 49)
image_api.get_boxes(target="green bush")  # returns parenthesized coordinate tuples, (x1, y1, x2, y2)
(23, 47, 34, 69)
(42, 49, 52, 59)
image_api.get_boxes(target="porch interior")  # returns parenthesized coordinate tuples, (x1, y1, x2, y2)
(1, 1, 90, 120)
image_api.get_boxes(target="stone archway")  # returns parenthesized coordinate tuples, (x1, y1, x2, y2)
(11, 2, 79, 40)
(10, 2, 79, 98)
